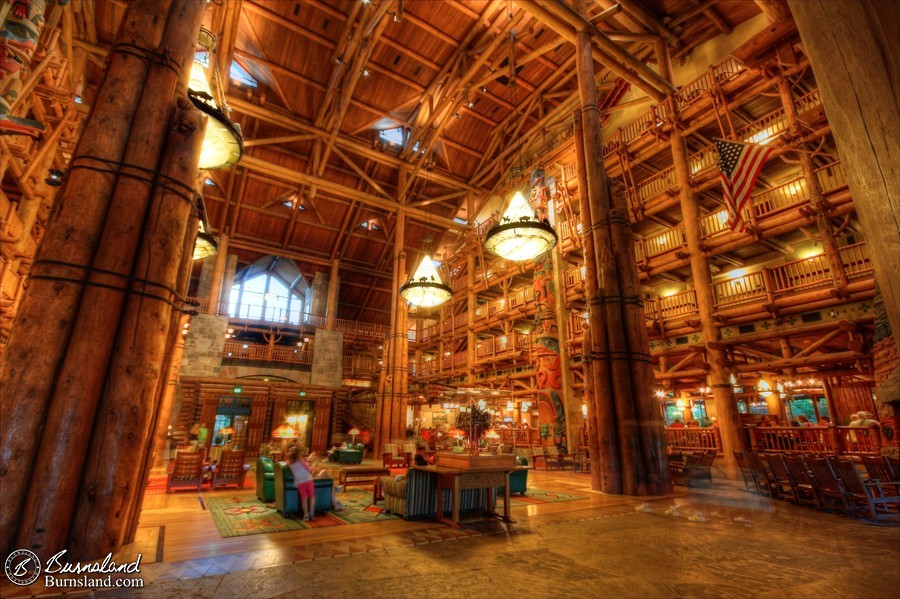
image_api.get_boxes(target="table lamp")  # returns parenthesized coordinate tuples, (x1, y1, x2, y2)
(348, 427, 360, 445)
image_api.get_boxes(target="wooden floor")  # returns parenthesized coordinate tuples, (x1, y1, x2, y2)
(130, 460, 630, 564)
(4, 459, 899, 598)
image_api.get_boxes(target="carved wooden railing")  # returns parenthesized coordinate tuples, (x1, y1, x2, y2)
(711, 271, 767, 308)
(657, 290, 699, 321)
(747, 426, 882, 456)
(644, 225, 686, 258)
(664, 427, 722, 452)
(223, 341, 312, 365)
(475, 333, 531, 359)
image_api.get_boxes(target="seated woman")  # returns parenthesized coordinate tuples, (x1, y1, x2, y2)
(307, 453, 347, 511)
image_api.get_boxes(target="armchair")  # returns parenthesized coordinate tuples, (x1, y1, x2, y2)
(382, 443, 408, 468)
(166, 450, 205, 493)
(273, 462, 335, 515)
(212, 449, 248, 490)
(256, 457, 276, 502)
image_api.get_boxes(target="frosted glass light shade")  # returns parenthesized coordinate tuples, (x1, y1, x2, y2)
(484, 191, 557, 261)
(400, 255, 452, 307)
(188, 59, 243, 169)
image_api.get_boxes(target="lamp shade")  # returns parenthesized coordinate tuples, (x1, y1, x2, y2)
(399, 255, 452, 307)
(188, 53, 243, 169)
(348, 428, 361, 436)
(484, 191, 557, 261)
(271, 424, 298, 439)
(219, 426, 235, 435)
(193, 229, 218, 260)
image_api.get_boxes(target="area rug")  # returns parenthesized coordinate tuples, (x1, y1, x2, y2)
(206, 490, 397, 538)
(504, 488, 587, 506)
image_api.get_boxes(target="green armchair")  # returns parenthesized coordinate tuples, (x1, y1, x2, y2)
(256, 457, 275, 502)
(273, 462, 335, 515)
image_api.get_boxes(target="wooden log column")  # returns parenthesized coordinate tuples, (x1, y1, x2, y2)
(206, 231, 228, 315)
(573, 109, 616, 492)
(788, 0, 900, 349)
(670, 130, 743, 478)
(576, 23, 654, 495)
(0, 0, 176, 557)
(466, 246, 476, 385)
(533, 250, 569, 451)
(776, 78, 848, 295)
(326, 258, 340, 330)
(376, 212, 406, 449)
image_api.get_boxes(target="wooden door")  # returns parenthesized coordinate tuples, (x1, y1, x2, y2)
(245, 396, 269, 457)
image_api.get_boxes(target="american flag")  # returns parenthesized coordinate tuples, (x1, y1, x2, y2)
(716, 140, 773, 232)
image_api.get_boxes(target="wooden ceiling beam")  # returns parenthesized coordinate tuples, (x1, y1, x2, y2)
(227, 96, 480, 193)
(228, 238, 394, 281)
(519, 0, 674, 100)
(238, 154, 468, 231)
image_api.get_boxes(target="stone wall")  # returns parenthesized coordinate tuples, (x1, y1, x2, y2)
(180, 314, 229, 377)
(311, 328, 343, 387)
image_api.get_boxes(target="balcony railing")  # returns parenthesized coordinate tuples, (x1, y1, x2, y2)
(644, 225, 686, 258)
(664, 427, 722, 452)
(747, 426, 881, 456)
(223, 341, 312, 365)
(712, 272, 767, 308)
(475, 333, 531, 359)
(713, 242, 872, 308)
(657, 290, 699, 320)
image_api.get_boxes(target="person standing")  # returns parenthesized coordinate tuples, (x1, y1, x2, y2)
(287, 447, 315, 521)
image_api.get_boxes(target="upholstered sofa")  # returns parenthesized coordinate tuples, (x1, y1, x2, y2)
(256, 457, 275, 502)
(327, 445, 365, 464)
(379, 468, 493, 519)
(273, 462, 335, 515)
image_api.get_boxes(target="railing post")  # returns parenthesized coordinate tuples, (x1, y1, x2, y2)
(748, 427, 758, 452)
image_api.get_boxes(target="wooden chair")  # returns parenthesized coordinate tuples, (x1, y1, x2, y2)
(806, 456, 852, 515)
(166, 450, 205, 493)
(782, 454, 823, 509)
(861, 456, 900, 494)
(670, 451, 715, 487)
(747, 452, 779, 498)
(764, 454, 798, 503)
(211, 449, 248, 490)
(831, 458, 900, 525)
(543, 446, 574, 470)
(382, 444, 407, 468)
(733, 451, 760, 494)
(402, 443, 417, 465)
(530, 445, 548, 470)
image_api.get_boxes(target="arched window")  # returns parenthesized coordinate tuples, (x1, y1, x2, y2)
(228, 270, 305, 324)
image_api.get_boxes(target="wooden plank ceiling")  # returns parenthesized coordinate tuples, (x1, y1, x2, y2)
(79, 0, 764, 324)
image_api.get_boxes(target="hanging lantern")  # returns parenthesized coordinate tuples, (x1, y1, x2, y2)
(399, 254, 452, 307)
(192, 198, 218, 260)
(483, 190, 557, 261)
(188, 29, 243, 170)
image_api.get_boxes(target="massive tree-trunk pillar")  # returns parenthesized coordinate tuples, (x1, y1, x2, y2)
(376, 212, 407, 449)
(0, 0, 206, 560)
(788, 0, 900, 350)
(574, 19, 667, 494)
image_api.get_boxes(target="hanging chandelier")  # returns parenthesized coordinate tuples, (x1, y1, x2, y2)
(399, 254, 452, 307)
(192, 197, 218, 260)
(484, 190, 557, 261)
(482, 31, 556, 261)
(188, 28, 243, 170)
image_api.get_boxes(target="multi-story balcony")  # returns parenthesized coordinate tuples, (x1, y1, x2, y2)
(565, 240, 873, 343)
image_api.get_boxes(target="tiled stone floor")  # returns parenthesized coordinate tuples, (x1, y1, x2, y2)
(3, 471, 898, 598)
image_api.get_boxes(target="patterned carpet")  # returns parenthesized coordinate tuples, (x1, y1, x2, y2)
(506, 488, 586, 506)
(207, 490, 397, 538)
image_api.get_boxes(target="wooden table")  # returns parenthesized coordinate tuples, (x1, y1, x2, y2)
(415, 465, 516, 529)
(338, 466, 391, 501)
